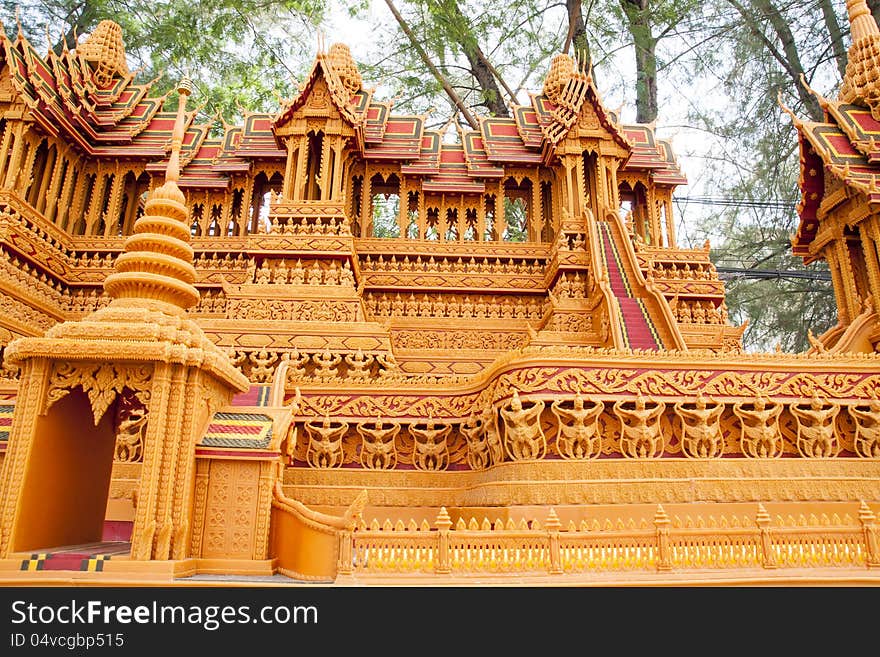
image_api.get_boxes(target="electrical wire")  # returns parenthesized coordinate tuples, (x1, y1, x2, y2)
(715, 266, 830, 281)
(673, 195, 797, 209)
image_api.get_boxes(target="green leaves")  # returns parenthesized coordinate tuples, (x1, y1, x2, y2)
(2, 0, 324, 122)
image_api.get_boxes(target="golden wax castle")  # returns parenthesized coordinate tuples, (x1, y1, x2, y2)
(0, 6, 878, 584)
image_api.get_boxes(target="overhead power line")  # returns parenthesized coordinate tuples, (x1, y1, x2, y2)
(673, 195, 797, 210)
(715, 266, 831, 281)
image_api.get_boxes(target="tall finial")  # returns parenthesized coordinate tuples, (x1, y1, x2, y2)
(839, 0, 880, 115)
(848, 0, 879, 42)
(166, 75, 193, 184)
(102, 73, 200, 311)
(14, 6, 23, 40)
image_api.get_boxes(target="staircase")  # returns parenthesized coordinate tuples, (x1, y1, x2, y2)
(596, 220, 662, 350)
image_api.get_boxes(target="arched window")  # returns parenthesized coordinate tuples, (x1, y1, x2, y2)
(249, 171, 282, 233)
(304, 130, 324, 200)
(371, 173, 401, 238)
(444, 208, 459, 241)
(502, 177, 531, 242)
(25, 139, 50, 208)
(75, 173, 98, 235)
(191, 203, 203, 236)
(484, 194, 496, 241)
(406, 191, 419, 239)
(425, 207, 439, 240)
(463, 208, 477, 241)
(503, 199, 527, 242)
(540, 181, 554, 242)
(229, 188, 244, 235)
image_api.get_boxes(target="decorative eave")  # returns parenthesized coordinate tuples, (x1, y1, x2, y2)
(421, 143, 487, 194)
(618, 124, 686, 186)
(822, 98, 880, 163)
(529, 76, 633, 156)
(144, 111, 212, 174)
(271, 57, 370, 142)
(511, 103, 544, 149)
(364, 100, 393, 143)
(400, 130, 443, 176)
(792, 131, 827, 263)
(362, 114, 425, 162)
(211, 123, 250, 174)
(788, 102, 880, 263)
(651, 139, 688, 186)
(460, 129, 505, 178)
(478, 116, 543, 165)
(0, 25, 172, 159)
(4, 311, 248, 394)
(234, 112, 286, 159)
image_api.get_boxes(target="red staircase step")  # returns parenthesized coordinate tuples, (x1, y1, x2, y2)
(598, 221, 659, 350)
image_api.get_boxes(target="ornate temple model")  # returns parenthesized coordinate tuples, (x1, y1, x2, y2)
(790, 0, 880, 354)
(0, 7, 877, 583)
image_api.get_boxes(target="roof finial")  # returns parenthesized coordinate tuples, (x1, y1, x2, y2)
(839, 0, 880, 115)
(102, 71, 201, 311)
(799, 73, 829, 110)
(166, 75, 193, 184)
(438, 114, 457, 141)
(14, 6, 23, 40)
(847, 0, 879, 42)
(777, 90, 803, 128)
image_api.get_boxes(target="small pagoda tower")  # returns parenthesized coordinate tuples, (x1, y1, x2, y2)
(0, 76, 248, 562)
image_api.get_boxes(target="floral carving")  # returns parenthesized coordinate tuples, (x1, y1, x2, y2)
(46, 362, 152, 424)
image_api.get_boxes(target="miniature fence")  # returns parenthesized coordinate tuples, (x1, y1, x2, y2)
(336, 502, 880, 576)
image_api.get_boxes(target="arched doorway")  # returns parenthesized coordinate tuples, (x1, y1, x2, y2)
(12, 387, 119, 552)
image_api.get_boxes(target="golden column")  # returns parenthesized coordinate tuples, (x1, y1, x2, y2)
(0, 77, 248, 562)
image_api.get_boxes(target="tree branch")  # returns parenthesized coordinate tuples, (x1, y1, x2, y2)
(383, 0, 479, 128)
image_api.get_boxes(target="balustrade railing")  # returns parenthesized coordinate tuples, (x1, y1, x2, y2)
(338, 502, 880, 576)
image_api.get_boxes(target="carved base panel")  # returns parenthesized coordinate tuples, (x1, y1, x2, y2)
(532, 330, 602, 346)
(679, 325, 744, 352)
(108, 462, 141, 514)
(201, 322, 392, 351)
(397, 354, 497, 376)
(283, 458, 880, 508)
(390, 326, 530, 352)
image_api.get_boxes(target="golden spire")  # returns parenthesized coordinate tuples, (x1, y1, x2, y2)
(327, 42, 361, 95)
(102, 77, 200, 311)
(840, 0, 880, 117)
(542, 53, 574, 104)
(848, 0, 879, 41)
(77, 20, 129, 88)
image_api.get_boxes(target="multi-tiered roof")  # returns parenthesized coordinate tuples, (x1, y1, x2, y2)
(0, 21, 685, 192)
